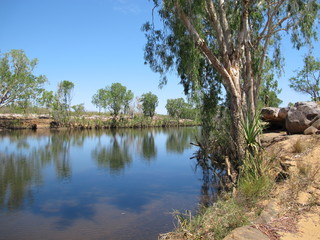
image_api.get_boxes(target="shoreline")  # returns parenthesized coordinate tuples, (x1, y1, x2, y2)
(0, 113, 200, 130)
(160, 132, 320, 240)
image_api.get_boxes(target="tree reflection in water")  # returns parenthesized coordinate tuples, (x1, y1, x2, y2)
(0, 152, 42, 211)
(193, 151, 226, 208)
(91, 131, 132, 175)
(166, 128, 192, 153)
(141, 131, 157, 161)
(0, 130, 88, 211)
(0, 127, 220, 214)
(164, 127, 222, 207)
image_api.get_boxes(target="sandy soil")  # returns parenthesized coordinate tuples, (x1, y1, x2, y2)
(281, 209, 320, 240)
(260, 133, 320, 240)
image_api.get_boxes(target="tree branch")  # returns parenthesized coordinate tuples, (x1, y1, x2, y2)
(218, 0, 233, 55)
(205, 0, 231, 70)
(270, 14, 291, 35)
(257, 4, 272, 44)
(235, 0, 250, 61)
(174, 0, 238, 96)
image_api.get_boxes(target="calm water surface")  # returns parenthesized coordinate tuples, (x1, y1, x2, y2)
(0, 127, 211, 240)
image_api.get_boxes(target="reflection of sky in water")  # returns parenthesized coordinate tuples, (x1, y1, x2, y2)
(0, 128, 205, 240)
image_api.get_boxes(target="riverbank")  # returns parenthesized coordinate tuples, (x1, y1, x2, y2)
(0, 113, 199, 130)
(160, 132, 320, 240)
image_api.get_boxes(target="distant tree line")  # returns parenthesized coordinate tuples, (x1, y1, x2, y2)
(0, 49, 201, 123)
(2, 48, 319, 126)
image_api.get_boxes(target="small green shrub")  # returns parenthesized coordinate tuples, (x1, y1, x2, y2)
(238, 174, 273, 204)
(241, 113, 264, 155)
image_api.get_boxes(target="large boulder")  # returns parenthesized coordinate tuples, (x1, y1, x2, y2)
(304, 126, 319, 135)
(261, 107, 280, 121)
(286, 102, 320, 134)
(261, 107, 288, 129)
(278, 107, 289, 120)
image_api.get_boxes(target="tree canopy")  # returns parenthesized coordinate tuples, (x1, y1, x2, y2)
(166, 98, 187, 119)
(103, 83, 134, 117)
(143, 0, 319, 167)
(289, 54, 320, 101)
(57, 80, 74, 112)
(0, 49, 47, 108)
(140, 92, 159, 117)
(92, 88, 108, 113)
(259, 59, 282, 107)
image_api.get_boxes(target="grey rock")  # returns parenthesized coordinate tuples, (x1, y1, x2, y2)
(286, 102, 320, 134)
(304, 126, 319, 135)
(261, 107, 280, 121)
(223, 226, 269, 240)
(278, 107, 289, 120)
(254, 200, 278, 224)
(261, 107, 286, 129)
(311, 118, 320, 130)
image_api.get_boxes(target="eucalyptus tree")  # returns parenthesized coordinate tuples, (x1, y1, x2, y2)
(140, 92, 159, 117)
(49, 80, 75, 123)
(166, 98, 187, 119)
(143, 0, 319, 169)
(92, 88, 108, 113)
(38, 90, 55, 110)
(123, 90, 134, 115)
(72, 103, 85, 116)
(57, 80, 74, 113)
(289, 55, 320, 101)
(105, 83, 134, 117)
(0, 49, 47, 108)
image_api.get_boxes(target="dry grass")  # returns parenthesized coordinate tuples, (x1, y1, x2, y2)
(292, 138, 306, 153)
(291, 136, 318, 154)
(279, 159, 320, 213)
(159, 195, 250, 240)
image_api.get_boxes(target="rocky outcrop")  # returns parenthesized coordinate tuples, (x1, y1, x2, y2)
(261, 107, 288, 130)
(285, 102, 320, 134)
(304, 126, 319, 135)
(261, 102, 320, 134)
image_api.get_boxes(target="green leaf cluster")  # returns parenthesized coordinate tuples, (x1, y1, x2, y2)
(0, 49, 47, 108)
(165, 98, 196, 119)
(143, 0, 319, 114)
(259, 58, 283, 107)
(289, 54, 320, 101)
(140, 92, 158, 117)
(92, 83, 133, 117)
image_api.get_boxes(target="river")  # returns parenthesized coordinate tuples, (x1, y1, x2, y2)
(0, 127, 214, 240)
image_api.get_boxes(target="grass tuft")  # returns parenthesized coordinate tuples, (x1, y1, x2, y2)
(160, 195, 249, 240)
(292, 139, 305, 153)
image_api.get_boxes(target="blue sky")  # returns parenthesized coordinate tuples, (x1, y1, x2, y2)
(0, 0, 319, 114)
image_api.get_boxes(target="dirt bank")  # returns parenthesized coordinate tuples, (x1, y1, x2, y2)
(225, 133, 320, 240)
(0, 114, 52, 129)
(0, 113, 199, 130)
